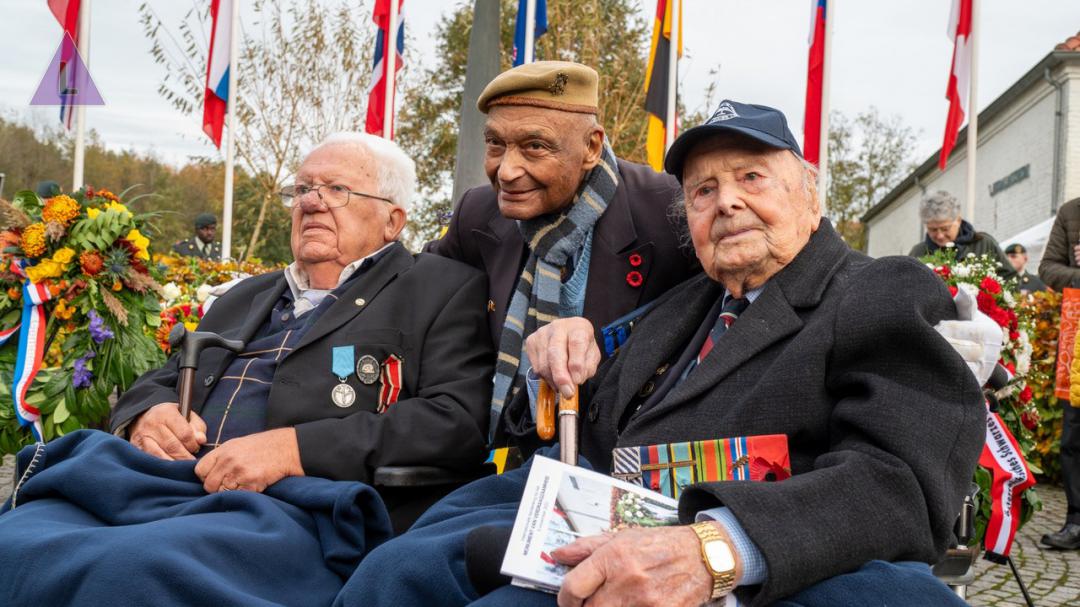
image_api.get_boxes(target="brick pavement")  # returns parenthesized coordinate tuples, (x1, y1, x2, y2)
(1, 452, 1079, 605)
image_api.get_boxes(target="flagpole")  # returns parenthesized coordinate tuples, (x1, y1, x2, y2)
(524, 0, 537, 63)
(817, 0, 833, 209)
(664, 0, 680, 154)
(221, 0, 240, 261)
(72, 0, 91, 191)
(965, 0, 979, 222)
(383, 0, 400, 139)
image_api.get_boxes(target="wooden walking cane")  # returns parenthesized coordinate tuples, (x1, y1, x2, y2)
(537, 380, 580, 465)
(167, 324, 245, 420)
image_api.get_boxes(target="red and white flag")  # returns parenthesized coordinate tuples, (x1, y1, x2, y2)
(939, 0, 973, 170)
(203, 0, 233, 149)
(365, 0, 405, 138)
(803, 0, 827, 166)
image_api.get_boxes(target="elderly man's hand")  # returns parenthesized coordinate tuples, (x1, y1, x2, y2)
(129, 403, 207, 461)
(194, 428, 304, 493)
(553, 525, 717, 607)
(526, 317, 602, 399)
(1073, 243, 1080, 266)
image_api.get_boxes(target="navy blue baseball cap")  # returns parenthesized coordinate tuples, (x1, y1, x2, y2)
(664, 100, 803, 182)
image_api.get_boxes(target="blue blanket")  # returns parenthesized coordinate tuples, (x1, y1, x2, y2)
(0, 430, 392, 607)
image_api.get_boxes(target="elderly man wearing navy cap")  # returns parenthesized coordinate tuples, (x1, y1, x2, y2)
(342, 101, 987, 607)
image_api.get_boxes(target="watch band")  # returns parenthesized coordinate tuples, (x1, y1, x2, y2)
(690, 522, 737, 599)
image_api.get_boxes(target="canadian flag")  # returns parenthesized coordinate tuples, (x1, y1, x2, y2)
(939, 0, 973, 170)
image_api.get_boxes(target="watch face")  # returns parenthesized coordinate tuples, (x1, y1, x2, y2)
(704, 540, 736, 573)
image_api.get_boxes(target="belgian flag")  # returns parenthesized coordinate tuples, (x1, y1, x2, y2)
(644, 0, 682, 172)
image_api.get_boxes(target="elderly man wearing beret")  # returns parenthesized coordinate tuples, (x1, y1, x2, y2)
(172, 212, 223, 259)
(341, 101, 985, 607)
(428, 61, 699, 441)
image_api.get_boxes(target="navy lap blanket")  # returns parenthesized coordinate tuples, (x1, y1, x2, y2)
(0, 430, 392, 607)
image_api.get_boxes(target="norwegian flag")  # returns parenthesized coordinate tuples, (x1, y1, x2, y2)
(803, 0, 827, 166)
(365, 0, 405, 138)
(202, 0, 233, 148)
(939, 0, 973, 170)
(48, 0, 81, 129)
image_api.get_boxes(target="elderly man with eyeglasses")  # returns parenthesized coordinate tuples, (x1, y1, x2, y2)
(109, 132, 494, 531)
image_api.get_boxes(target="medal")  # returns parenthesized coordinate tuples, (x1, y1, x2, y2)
(357, 355, 380, 385)
(332, 383, 356, 408)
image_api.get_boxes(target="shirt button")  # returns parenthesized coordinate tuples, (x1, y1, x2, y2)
(637, 381, 655, 398)
(204, 374, 215, 387)
(280, 313, 290, 322)
(655, 363, 669, 376)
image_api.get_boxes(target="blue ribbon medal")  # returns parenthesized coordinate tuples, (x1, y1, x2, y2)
(330, 346, 357, 408)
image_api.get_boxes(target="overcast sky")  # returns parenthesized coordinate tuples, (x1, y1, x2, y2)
(2, 0, 1079, 171)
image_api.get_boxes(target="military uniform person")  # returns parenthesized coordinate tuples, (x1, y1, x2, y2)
(173, 212, 223, 259)
(1004, 243, 1047, 293)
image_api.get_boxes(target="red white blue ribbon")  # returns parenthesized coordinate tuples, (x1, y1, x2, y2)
(979, 400, 1036, 561)
(8, 262, 52, 442)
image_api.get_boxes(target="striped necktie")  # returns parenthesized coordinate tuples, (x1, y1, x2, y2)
(682, 296, 749, 379)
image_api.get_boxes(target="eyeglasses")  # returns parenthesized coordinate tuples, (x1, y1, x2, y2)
(279, 184, 393, 208)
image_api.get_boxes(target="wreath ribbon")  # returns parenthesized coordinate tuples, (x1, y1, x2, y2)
(2, 262, 54, 441)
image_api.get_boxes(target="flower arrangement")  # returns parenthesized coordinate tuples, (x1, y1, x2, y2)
(1019, 290, 1063, 482)
(0, 187, 166, 454)
(920, 247, 1041, 542)
(155, 302, 203, 354)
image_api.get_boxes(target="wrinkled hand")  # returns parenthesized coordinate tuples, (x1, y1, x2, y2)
(526, 317, 602, 398)
(1073, 244, 1080, 266)
(936, 283, 1003, 386)
(194, 428, 304, 493)
(129, 402, 207, 461)
(553, 526, 717, 607)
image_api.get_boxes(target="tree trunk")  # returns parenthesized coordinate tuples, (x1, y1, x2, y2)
(244, 190, 273, 261)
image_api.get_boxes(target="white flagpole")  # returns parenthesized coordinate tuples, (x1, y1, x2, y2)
(817, 0, 833, 209)
(664, 0, 680, 154)
(383, 0, 400, 139)
(72, 0, 91, 191)
(524, 0, 537, 63)
(221, 0, 240, 261)
(965, 0, 979, 222)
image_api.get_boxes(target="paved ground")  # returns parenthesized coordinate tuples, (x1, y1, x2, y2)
(1, 453, 1079, 605)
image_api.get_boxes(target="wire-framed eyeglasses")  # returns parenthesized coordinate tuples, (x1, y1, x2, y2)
(279, 184, 393, 208)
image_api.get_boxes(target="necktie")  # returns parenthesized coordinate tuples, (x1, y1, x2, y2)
(682, 296, 749, 379)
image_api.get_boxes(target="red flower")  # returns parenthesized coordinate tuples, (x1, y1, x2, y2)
(935, 265, 951, 279)
(1009, 330, 1020, 341)
(1020, 409, 1038, 430)
(1019, 384, 1033, 404)
(976, 290, 997, 315)
(626, 270, 643, 287)
(948, 285, 958, 297)
(980, 276, 1002, 294)
(628, 253, 643, 267)
(749, 457, 791, 482)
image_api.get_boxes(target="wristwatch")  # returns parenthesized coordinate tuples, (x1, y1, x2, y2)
(690, 522, 737, 599)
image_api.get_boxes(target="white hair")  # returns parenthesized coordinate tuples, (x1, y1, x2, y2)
(308, 132, 417, 211)
(919, 190, 961, 223)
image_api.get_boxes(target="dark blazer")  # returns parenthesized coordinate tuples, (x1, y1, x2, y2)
(427, 159, 700, 347)
(1039, 197, 1080, 289)
(539, 222, 984, 605)
(111, 243, 494, 527)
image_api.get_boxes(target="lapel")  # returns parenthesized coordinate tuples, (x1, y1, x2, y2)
(295, 243, 413, 350)
(583, 173, 648, 323)
(235, 274, 288, 342)
(609, 275, 722, 425)
(476, 213, 527, 325)
(628, 220, 851, 424)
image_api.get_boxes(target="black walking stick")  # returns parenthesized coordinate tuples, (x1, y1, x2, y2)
(167, 324, 245, 420)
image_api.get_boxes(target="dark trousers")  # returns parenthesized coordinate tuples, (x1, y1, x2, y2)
(1063, 402, 1080, 524)
(336, 452, 966, 607)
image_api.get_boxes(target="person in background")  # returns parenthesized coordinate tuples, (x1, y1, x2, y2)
(1038, 196, 1080, 550)
(1004, 243, 1047, 293)
(908, 190, 1016, 282)
(172, 213, 223, 259)
(35, 180, 62, 199)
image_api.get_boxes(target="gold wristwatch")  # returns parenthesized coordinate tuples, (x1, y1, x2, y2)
(690, 522, 737, 599)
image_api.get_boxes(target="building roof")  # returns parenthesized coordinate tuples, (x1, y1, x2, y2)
(862, 40, 1080, 224)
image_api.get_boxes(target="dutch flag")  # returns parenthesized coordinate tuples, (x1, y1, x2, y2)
(203, 0, 233, 148)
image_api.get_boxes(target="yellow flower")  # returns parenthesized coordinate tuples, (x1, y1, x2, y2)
(86, 208, 100, 219)
(54, 299, 75, 320)
(105, 200, 132, 218)
(125, 229, 150, 260)
(20, 223, 47, 258)
(42, 195, 81, 226)
(111, 279, 123, 291)
(25, 259, 63, 284)
(51, 247, 76, 265)
(183, 320, 199, 332)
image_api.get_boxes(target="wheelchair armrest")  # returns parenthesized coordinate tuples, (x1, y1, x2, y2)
(373, 463, 495, 487)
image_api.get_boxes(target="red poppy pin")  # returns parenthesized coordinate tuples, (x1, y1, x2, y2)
(628, 253, 643, 267)
(626, 270, 643, 287)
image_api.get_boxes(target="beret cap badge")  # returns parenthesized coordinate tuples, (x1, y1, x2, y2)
(548, 73, 569, 96)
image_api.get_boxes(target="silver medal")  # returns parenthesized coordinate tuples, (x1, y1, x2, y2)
(331, 382, 356, 408)
(356, 355, 381, 385)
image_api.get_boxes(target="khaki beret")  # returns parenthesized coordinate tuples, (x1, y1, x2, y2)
(477, 61, 599, 115)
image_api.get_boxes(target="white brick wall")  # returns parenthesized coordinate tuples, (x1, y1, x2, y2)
(866, 57, 1080, 259)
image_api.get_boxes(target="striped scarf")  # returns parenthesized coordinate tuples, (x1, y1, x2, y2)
(489, 144, 620, 441)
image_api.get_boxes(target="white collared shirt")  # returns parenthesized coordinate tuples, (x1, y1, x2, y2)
(283, 242, 395, 317)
